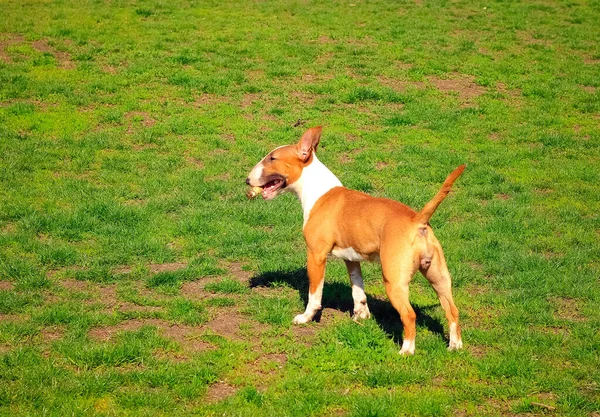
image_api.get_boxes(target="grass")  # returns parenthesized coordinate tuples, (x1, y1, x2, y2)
(0, 0, 599, 415)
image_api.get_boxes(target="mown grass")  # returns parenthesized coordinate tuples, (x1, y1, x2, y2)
(1, 0, 599, 415)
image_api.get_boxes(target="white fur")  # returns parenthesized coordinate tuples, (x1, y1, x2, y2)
(400, 339, 415, 355)
(293, 279, 324, 324)
(286, 153, 342, 226)
(347, 263, 371, 320)
(331, 247, 366, 262)
(448, 322, 462, 350)
(246, 146, 286, 186)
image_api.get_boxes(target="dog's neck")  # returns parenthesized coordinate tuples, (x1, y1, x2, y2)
(286, 153, 342, 226)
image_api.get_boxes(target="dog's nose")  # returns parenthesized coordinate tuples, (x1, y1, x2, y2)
(245, 177, 250, 185)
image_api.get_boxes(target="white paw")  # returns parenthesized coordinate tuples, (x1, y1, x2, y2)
(352, 306, 371, 321)
(399, 339, 415, 355)
(293, 314, 309, 325)
(448, 339, 463, 350)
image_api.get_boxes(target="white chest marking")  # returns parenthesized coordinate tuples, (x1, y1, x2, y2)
(287, 153, 342, 226)
(331, 247, 367, 262)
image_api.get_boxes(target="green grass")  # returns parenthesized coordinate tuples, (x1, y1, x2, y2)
(1, 0, 599, 415)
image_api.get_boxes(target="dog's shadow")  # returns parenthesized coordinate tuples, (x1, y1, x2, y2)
(249, 267, 446, 345)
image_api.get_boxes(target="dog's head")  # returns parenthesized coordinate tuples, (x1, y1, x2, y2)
(245, 126, 322, 200)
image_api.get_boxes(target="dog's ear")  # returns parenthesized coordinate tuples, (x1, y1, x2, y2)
(297, 126, 323, 161)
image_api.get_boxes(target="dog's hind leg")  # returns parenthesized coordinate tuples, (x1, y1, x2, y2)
(420, 238, 462, 350)
(293, 251, 326, 324)
(381, 252, 419, 355)
(345, 261, 371, 320)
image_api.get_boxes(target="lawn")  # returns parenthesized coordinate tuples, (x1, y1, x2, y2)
(0, 0, 599, 415)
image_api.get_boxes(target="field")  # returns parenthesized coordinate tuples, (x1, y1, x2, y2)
(1, 0, 599, 415)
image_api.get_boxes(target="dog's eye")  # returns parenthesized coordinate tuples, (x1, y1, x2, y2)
(269, 155, 276, 161)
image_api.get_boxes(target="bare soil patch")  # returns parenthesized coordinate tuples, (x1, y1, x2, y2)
(149, 262, 187, 274)
(205, 311, 252, 341)
(186, 156, 205, 168)
(181, 280, 207, 300)
(31, 38, 75, 69)
(0, 34, 25, 63)
(378, 76, 425, 92)
(205, 381, 238, 403)
(0, 281, 14, 291)
(126, 111, 156, 130)
(496, 82, 521, 97)
(40, 326, 64, 343)
(428, 75, 486, 101)
(551, 296, 586, 322)
(290, 91, 317, 106)
(226, 261, 254, 283)
(193, 94, 227, 107)
(60, 278, 88, 292)
(241, 93, 260, 108)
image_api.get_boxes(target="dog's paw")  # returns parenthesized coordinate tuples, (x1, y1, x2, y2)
(448, 339, 463, 351)
(292, 314, 309, 325)
(352, 307, 371, 321)
(399, 339, 415, 356)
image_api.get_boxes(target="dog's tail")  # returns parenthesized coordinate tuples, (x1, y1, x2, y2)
(415, 164, 466, 224)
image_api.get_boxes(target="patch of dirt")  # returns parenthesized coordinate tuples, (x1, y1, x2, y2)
(291, 323, 317, 346)
(1, 222, 17, 234)
(495, 193, 511, 200)
(550, 296, 586, 322)
(375, 161, 389, 171)
(103, 65, 118, 74)
(241, 93, 260, 108)
(31, 38, 75, 69)
(428, 75, 486, 101)
(317, 35, 336, 44)
(469, 344, 487, 359)
(186, 156, 204, 169)
(193, 94, 226, 107)
(0, 34, 25, 62)
(378, 76, 425, 92)
(162, 325, 215, 352)
(113, 265, 132, 274)
(89, 318, 216, 358)
(118, 303, 164, 314)
(40, 326, 64, 343)
(246, 69, 265, 80)
(488, 132, 501, 141)
(126, 111, 156, 130)
(60, 278, 89, 292)
(205, 311, 251, 341)
(338, 147, 363, 165)
(97, 285, 119, 307)
(226, 262, 254, 283)
(0, 313, 19, 322)
(290, 91, 317, 106)
(149, 263, 187, 274)
(496, 82, 521, 97)
(181, 280, 208, 300)
(205, 381, 238, 403)
(580, 85, 597, 93)
(299, 73, 334, 83)
(0, 281, 14, 291)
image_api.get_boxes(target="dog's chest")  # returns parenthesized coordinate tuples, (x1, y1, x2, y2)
(330, 246, 380, 262)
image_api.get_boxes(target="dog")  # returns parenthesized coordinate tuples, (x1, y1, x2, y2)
(246, 126, 464, 355)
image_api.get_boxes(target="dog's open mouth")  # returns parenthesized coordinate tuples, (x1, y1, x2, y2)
(247, 175, 286, 200)
(260, 176, 286, 200)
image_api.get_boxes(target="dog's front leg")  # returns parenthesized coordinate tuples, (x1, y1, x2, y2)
(293, 252, 326, 324)
(344, 261, 371, 320)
